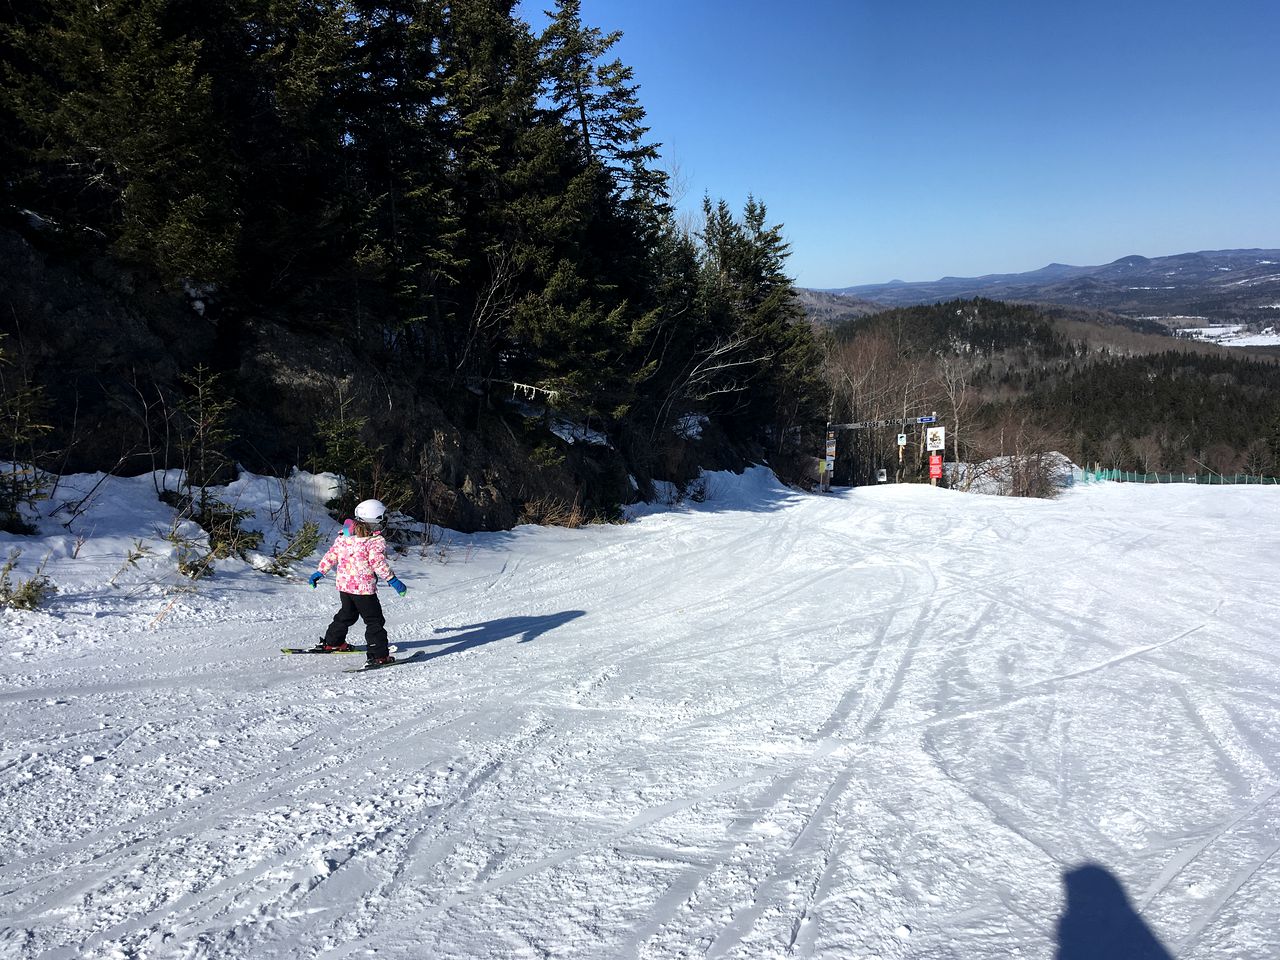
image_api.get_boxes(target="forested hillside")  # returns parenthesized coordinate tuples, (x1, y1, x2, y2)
(0, 0, 823, 530)
(825, 299, 1280, 485)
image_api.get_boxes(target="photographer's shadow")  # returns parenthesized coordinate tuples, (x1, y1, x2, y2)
(1056, 863, 1173, 960)
(403, 611, 586, 660)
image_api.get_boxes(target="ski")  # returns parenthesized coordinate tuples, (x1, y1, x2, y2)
(343, 651, 424, 673)
(281, 645, 398, 655)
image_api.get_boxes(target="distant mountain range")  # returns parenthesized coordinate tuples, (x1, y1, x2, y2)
(812, 249, 1280, 327)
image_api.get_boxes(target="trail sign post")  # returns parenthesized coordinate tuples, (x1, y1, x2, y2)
(926, 427, 946, 485)
(823, 429, 836, 491)
(824, 413, 940, 487)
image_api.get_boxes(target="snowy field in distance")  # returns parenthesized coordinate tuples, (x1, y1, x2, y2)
(1180, 324, 1280, 347)
(2, 468, 1279, 959)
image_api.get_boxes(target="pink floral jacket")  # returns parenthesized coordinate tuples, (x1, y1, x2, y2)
(317, 533, 395, 595)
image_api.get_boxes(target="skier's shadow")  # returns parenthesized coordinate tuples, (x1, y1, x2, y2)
(1055, 863, 1173, 959)
(401, 611, 586, 660)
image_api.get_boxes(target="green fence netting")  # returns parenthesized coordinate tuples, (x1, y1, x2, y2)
(1079, 469, 1280, 485)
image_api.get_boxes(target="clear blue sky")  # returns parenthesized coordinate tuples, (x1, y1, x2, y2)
(519, 0, 1280, 288)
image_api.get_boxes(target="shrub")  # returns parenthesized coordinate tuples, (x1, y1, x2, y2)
(0, 465, 45, 535)
(109, 538, 152, 586)
(684, 475, 715, 503)
(0, 334, 52, 534)
(310, 393, 412, 526)
(267, 520, 321, 577)
(160, 489, 263, 578)
(530, 441, 567, 469)
(0, 549, 55, 610)
(518, 495, 586, 528)
(1007, 451, 1067, 499)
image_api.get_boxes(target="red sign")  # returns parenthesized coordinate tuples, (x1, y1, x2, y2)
(929, 454, 943, 479)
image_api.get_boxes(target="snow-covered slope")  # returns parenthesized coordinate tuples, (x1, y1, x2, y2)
(2, 469, 1278, 959)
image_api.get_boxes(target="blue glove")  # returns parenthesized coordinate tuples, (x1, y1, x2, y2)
(388, 576, 407, 597)
(309, 571, 324, 589)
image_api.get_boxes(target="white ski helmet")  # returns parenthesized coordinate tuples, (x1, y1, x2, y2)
(354, 498, 387, 524)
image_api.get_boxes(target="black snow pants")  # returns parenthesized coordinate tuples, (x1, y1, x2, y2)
(323, 591, 389, 658)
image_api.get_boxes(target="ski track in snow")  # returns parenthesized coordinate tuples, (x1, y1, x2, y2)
(2, 471, 1279, 958)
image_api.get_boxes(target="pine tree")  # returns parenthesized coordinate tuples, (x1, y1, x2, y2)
(692, 196, 822, 447)
(538, 0, 663, 197)
(436, 0, 663, 425)
(2, 0, 240, 282)
(339, 0, 462, 347)
(191, 0, 357, 303)
(0, 335, 52, 534)
(436, 0, 551, 377)
(2, 0, 834, 488)
(623, 217, 708, 443)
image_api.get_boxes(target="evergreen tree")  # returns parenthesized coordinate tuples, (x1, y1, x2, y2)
(2, 0, 240, 282)
(693, 196, 822, 448)
(538, 0, 663, 200)
(189, 0, 357, 304)
(623, 217, 708, 443)
(1, 0, 833, 495)
(340, 0, 461, 346)
(464, 0, 667, 426)
(1264, 407, 1280, 477)
(437, 0, 557, 379)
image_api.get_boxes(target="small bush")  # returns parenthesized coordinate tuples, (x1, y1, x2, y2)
(530, 442, 566, 469)
(109, 538, 152, 586)
(161, 519, 214, 580)
(0, 549, 55, 610)
(176, 551, 214, 580)
(1008, 452, 1067, 499)
(160, 489, 263, 579)
(0, 466, 43, 535)
(518, 496, 586, 528)
(267, 520, 321, 577)
(310, 393, 412, 524)
(177, 365, 235, 490)
(1, 334, 53, 533)
(194, 496, 263, 559)
(684, 476, 714, 503)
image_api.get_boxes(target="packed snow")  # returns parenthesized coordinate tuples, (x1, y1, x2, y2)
(2, 468, 1278, 959)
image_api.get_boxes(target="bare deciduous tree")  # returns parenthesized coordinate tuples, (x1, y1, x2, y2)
(937, 355, 978, 489)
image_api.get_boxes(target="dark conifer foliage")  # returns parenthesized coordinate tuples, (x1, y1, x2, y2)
(1034, 351, 1280, 473)
(0, 0, 822, 485)
(3, 0, 242, 279)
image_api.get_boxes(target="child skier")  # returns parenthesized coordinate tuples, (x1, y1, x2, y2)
(309, 498, 407, 665)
